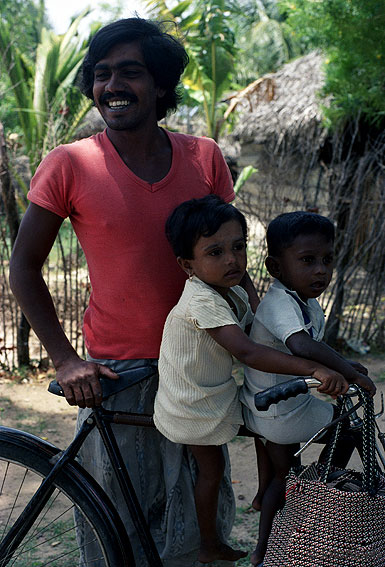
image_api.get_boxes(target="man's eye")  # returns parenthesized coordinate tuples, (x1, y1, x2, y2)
(122, 70, 140, 78)
(209, 249, 222, 256)
(324, 256, 334, 265)
(95, 73, 109, 80)
(301, 256, 314, 263)
(234, 243, 245, 251)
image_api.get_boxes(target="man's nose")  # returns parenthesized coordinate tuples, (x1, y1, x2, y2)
(105, 72, 123, 92)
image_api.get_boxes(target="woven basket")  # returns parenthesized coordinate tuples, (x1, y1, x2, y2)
(264, 388, 385, 567)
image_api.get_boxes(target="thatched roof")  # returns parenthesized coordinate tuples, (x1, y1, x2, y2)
(229, 51, 328, 148)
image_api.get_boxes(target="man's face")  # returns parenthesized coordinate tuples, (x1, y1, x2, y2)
(92, 41, 164, 131)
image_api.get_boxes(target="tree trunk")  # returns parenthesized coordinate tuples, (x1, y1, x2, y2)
(0, 123, 19, 243)
(0, 122, 31, 366)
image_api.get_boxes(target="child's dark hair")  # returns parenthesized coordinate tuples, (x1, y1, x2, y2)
(267, 211, 335, 257)
(166, 195, 248, 259)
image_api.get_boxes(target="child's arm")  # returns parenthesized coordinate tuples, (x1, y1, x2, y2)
(206, 325, 350, 398)
(285, 331, 375, 395)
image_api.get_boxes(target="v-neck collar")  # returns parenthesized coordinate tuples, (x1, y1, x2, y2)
(101, 128, 177, 193)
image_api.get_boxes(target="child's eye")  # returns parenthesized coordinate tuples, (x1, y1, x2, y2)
(209, 249, 222, 256)
(324, 255, 334, 265)
(301, 256, 314, 263)
(233, 243, 245, 251)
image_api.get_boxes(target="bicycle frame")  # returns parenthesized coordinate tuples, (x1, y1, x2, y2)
(0, 407, 163, 567)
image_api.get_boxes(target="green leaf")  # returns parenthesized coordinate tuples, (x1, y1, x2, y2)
(234, 165, 258, 194)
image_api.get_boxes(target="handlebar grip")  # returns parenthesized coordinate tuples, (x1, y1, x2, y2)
(48, 380, 64, 397)
(254, 378, 309, 411)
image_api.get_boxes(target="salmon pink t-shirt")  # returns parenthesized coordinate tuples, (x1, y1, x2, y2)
(28, 129, 235, 360)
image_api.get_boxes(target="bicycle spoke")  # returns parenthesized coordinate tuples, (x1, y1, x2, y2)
(0, 460, 110, 566)
(0, 464, 29, 542)
(6, 501, 76, 564)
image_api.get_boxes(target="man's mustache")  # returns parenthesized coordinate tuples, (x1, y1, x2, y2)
(99, 92, 138, 104)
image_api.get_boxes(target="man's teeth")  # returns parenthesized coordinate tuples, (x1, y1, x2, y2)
(108, 100, 131, 107)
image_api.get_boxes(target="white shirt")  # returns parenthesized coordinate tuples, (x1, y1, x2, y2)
(154, 276, 254, 445)
(240, 280, 333, 443)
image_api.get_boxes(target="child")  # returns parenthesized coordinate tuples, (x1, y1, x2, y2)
(240, 211, 376, 566)
(153, 197, 353, 565)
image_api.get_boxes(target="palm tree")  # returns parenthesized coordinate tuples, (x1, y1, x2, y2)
(234, 0, 304, 86)
(0, 9, 95, 366)
(0, 9, 93, 181)
(146, 0, 238, 140)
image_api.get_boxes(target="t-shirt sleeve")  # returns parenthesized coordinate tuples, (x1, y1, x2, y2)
(211, 141, 235, 203)
(27, 146, 75, 218)
(255, 293, 308, 345)
(188, 292, 238, 330)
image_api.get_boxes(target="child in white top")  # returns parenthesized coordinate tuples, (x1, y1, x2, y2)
(241, 211, 376, 566)
(154, 196, 352, 565)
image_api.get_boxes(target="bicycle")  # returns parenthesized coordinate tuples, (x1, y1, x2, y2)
(0, 367, 163, 567)
(1, 375, 383, 567)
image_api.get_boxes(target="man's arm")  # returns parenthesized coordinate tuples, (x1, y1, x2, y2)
(9, 203, 118, 407)
(239, 271, 260, 313)
(285, 331, 375, 395)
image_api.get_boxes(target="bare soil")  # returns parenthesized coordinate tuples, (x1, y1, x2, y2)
(1, 354, 384, 565)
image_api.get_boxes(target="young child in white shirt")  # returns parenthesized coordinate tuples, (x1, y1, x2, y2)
(154, 198, 353, 565)
(241, 211, 375, 566)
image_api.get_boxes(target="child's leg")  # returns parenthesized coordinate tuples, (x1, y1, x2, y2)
(250, 441, 299, 566)
(188, 444, 247, 564)
(252, 437, 273, 511)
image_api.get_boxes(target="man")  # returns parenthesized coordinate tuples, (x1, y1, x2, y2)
(9, 18, 243, 567)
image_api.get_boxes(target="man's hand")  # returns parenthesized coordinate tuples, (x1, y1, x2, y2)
(311, 366, 349, 398)
(56, 358, 119, 408)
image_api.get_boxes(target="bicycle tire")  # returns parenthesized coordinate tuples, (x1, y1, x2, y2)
(0, 426, 133, 567)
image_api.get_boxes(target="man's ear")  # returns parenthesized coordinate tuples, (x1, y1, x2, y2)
(177, 257, 193, 275)
(265, 256, 281, 278)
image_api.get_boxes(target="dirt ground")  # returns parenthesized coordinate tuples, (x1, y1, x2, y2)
(1, 354, 384, 563)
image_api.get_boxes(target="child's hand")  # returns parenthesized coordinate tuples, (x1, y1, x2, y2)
(352, 373, 376, 397)
(312, 367, 349, 398)
(347, 360, 368, 375)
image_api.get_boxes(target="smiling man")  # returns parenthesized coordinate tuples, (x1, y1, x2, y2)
(9, 17, 238, 567)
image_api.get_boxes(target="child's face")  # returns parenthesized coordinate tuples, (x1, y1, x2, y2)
(180, 220, 247, 296)
(271, 232, 334, 302)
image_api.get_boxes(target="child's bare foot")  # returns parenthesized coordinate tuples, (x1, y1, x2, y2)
(198, 541, 247, 563)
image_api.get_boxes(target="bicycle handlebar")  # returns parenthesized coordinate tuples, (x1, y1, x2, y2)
(48, 381, 63, 396)
(48, 365, 158, 401)
(254, 378, 358, 411)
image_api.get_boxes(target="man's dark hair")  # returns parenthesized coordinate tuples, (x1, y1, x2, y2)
(166, 195, 248, 259)
(80, 18, 189, 120)
(267, 211, 335, 257)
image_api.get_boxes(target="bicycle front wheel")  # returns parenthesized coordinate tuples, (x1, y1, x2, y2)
(0, 426, 133, 567)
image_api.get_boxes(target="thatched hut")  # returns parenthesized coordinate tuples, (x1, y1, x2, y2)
(224, 51, 329, 216)
(225, 52, 385, 349)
